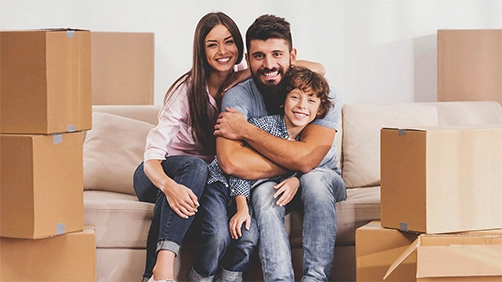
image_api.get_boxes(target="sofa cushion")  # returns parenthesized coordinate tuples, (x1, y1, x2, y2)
(341, 104, 438, 188)
(83, 112, 155, 195)
(84, 191, 152, 248)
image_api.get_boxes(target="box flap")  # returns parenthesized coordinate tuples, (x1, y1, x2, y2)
(385, 233, 502, 280)
(417, 244, 502, 278)
(384, 238, 421, 280)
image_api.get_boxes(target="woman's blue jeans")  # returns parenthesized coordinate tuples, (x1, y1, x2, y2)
(133, 156, 208, 281)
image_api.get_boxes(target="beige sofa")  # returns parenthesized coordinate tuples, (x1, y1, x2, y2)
(83, 101, 502, 282)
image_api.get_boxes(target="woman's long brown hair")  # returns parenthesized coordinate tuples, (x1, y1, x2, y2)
(164, 12, 243, 149)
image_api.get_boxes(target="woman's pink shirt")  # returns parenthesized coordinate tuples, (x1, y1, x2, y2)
(143, 80, 218, 164)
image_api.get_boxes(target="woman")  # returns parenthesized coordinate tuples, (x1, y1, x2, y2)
(133, 12, 245, 282)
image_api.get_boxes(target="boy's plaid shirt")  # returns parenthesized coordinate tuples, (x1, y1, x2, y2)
(207, 115, 297, 199)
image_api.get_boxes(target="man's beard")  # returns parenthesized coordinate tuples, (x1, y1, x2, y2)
(251, 66, 287, 115)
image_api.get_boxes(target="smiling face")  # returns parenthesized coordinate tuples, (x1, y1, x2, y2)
(246, 38, 297, 88)
(283, 88, 320, 138)
(204, 24, 239, 74)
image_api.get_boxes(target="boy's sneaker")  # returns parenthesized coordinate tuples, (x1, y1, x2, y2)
(147, 276, 175, 282)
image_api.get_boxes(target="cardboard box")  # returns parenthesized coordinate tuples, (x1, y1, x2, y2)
(384, 230, 502, 281)
(438, 29, 502, 105)
(91, 32, 154, 105)
(380, 125, 502, 234)
(356, 221, 419, 281)
(0, 132, 84, 239)
(0, 29, 92, 134)
(1, 226, 96, 281)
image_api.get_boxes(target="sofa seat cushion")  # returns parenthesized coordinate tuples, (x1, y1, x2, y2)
(84, 186, 379, 250)
(84, 191, 152, 248)
(288, 186, 381, 247)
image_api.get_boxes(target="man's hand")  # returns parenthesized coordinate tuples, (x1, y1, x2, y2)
(214, 108, 249, 140)
(274, 177, 300, 207)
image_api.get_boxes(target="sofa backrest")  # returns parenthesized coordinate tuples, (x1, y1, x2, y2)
(84, 102, 502, 195)
(92, 105, 161, 124)
(341, 101, 502, 189)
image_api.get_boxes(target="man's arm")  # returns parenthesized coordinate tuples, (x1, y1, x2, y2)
(244, 123, 334, 174)
(216, 136, 288, 180)
(295, 59, 326, 76)
(215, 108, 334, 174)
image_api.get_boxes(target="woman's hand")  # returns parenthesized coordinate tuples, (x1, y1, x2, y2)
(162, 182, 199, 219)
(143, 160, 199, 219)
(274, 177, 300, 207)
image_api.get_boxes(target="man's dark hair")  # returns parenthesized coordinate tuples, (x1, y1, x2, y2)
(245, 14, 293, 52)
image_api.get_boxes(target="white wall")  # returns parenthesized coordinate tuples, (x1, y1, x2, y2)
(1, 0, 501, 105)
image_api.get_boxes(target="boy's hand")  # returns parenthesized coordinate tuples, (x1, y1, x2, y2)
(274, 177, 300, 207)
(229, 209, 251, 239)
(229, 196, 251, 239)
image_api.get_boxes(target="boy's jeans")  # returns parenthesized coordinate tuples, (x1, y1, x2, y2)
(190, 181, 259, 281)
(252, 167, 347, 282)
(133, 156, 208, 282)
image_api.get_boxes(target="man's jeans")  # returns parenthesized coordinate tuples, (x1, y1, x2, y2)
(133, 156, 208, 282)
(252, 167, 347, 282)
(190, 181, 259, 281)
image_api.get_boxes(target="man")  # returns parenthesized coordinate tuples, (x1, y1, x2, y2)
(214, 14, 347, 281)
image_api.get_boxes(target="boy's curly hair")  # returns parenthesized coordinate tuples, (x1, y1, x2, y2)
(279, 66, 332, 118)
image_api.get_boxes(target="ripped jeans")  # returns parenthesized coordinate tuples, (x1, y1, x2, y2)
(252, 167, 347, 282)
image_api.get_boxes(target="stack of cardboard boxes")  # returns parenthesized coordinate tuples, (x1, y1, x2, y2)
(0, 29, 96, 281)
(356, 125, 502, 281)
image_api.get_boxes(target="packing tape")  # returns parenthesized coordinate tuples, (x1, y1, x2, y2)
(67, 124, 76, 132)
(53, 134, 63, 144)
(399, 222, 408, 231)
(66, 30, 74, 38)
(398, 129, 407, 136)
(56, 223, 66, 235)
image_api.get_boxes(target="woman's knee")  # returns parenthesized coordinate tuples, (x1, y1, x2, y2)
(133, 162, 157, 203)
(163, 156, 208, 195)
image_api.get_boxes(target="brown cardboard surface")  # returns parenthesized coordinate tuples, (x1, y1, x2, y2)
(0, 132, 84, 239)
(438, 29, 502, 105)
(356, 221, 419, 281)
(0, 226, 96, 281)
(380, 125, 502, 234)
(384, 230, 502, 281)
(0, 29, 92, 134)
(91, 32, 154, 105)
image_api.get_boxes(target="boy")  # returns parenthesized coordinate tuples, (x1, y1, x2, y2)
(189, 66, 332, 281)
